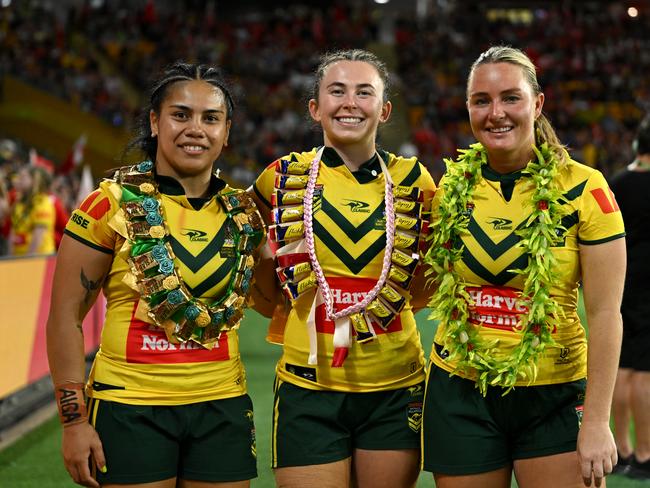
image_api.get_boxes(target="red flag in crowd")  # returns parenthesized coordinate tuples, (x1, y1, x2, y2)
(75, 164, 95, 208)
(59, 134, 87, 175)
(29, 148, 55, 174)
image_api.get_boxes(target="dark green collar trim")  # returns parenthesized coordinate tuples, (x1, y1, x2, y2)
(321, 146, 389, 183)
(482, 164, 525, 183)
(482, 165, 526, 202)
(155, 172, 226, 197)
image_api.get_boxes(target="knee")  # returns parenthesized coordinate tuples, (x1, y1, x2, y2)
(630, 371, 650, 396)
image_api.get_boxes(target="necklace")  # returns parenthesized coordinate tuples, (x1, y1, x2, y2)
(424, 142, 567, 394)
(118, 160, 265, 348)
(303, 147, 395, 320)
(270, 147, 427, 366)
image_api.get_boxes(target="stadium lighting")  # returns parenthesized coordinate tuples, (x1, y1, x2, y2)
(628, 6, 638, 17)
(374, 0, 390, 4)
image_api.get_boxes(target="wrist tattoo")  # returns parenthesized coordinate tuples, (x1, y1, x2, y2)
(54, 383, 88, 427)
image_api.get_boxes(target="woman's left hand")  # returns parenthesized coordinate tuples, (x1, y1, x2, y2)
(577, 419, 617, 487)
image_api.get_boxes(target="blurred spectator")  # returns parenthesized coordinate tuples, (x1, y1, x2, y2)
(9, 165, 57, 256)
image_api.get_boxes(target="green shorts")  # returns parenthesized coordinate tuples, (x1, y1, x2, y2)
(89, 395, 257, 484)
(272, 380, 424, 468)
(422, 364, 586, 475)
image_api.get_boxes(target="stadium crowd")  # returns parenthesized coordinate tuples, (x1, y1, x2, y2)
(1, 0, 649, 256)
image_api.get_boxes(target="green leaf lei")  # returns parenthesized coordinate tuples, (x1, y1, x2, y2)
(424, 142, 567, 394)
(118, 160, 265, 348)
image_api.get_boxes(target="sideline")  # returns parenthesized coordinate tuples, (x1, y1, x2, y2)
(0, 400, 56, 451)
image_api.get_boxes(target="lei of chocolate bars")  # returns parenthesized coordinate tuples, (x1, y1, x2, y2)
(269, 151, 429, 365)
(117, 160, 265, 348)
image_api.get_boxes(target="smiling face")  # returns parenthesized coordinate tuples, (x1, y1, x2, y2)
(150, 79, 231, 180)
(309, 60, 391, 153)
(467, 62, 544, 172)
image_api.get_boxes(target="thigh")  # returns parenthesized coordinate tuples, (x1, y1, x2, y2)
(181, 395, 257, 483)
(433, 468, 512, 488)
(514, 451, 585, 488)
(353, 448, 419, 488)
(178, 480, 250, 488)
(274, 458, 351, 488)
(353, 382, 424, 451)
(422, 365, 510, 475)
(90, 398, 180, 485)
(104, 481, 176, 488)
(272, 381, 351, 468)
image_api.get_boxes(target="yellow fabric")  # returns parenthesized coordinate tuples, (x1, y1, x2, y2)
(255, 148, 436, 392)
(430, 159, 625, 386)
(66, 178, 247, 404)
(11, 194, 56, 255)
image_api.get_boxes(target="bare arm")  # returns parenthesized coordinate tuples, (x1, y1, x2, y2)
(248, 187, 282, 317)
(577, 238, 626, 487)
(47, 234, 112, 487)
(250, 241, 282, 317)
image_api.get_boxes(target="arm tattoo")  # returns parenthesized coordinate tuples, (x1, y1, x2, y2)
(80, 269, 103, 306)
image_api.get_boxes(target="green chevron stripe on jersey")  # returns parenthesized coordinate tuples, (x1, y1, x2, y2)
(169, 222, 231, 271)
(320, 197, 385, 243)
(398, 162, 422, 187)
(314, 220, 386, 274)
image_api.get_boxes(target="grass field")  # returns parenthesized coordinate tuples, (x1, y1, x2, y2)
(0, 310, 646, 487)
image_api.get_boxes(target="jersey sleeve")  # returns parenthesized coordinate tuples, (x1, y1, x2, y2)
(413, 161, 437, 213)
(64, 182, 118, 254)
(577, 170, 626, 244)
(252, 160, 278, 209)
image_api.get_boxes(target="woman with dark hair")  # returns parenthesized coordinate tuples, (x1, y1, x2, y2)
(47, 61, 266, 488)
(252, 49, 435, 488)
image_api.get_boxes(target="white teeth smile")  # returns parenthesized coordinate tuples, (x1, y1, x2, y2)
(337, 117, 362, 124)
(183, 145, 205, 151)
(489, 127, 512, 133)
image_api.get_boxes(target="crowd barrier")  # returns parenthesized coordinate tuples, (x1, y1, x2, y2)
(0, 254, 104, 400)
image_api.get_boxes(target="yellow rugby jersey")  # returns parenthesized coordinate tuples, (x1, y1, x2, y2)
(11, 194, 56, 255)
(254, 147, 436, 392)
(430, 159, 625, 386)
(65, 173, 248, 404)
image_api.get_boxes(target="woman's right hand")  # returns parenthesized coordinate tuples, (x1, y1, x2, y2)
(62, 422, 106, 488)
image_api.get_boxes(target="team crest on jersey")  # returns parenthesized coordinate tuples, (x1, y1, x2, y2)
(486, 217, 513, 230)
(555, 347, 571, 365)
(373, 216, 387, 230)
(407, 402, 423, 433)
(181, 228, 209, 242)
(342, 199, 371, 213)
